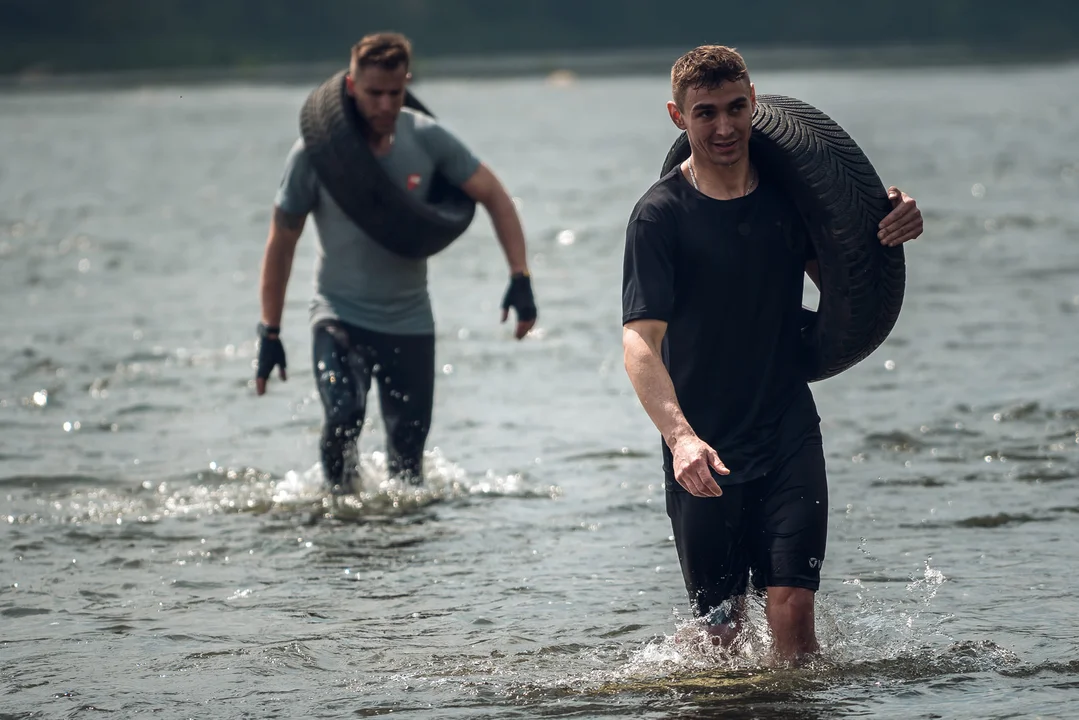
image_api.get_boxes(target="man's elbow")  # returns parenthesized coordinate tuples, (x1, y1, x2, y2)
(622, 327, 647, 373)
(267, 221, 303, 254)
(477, 185, 512, 216)
(477, 166, 521, 211)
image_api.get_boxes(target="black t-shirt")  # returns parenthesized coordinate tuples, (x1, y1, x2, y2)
(622, 165, 821, 488)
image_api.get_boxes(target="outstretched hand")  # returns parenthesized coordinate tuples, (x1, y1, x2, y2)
(878, 186, 924, 247)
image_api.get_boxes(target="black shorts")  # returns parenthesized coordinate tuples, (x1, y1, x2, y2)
(665, 437, 828, 619)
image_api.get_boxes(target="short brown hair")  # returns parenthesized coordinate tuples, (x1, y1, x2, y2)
(350, 32, 412, 75)
(671, 45, 749, 109)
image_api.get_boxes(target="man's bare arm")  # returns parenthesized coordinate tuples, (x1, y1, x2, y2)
(623, 320, 693, 447)
(460, 163, 536, 339)
(259, 207, 306, 330)
(623, 319, 726, 497)
(460, 163, 529, 276)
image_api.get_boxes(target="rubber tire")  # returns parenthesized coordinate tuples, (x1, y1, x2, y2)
(660, 94, 906, 382)
(299, 70, 476, 259)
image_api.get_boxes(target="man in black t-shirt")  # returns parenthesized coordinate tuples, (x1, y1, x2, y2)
(621, 45, 924, 663)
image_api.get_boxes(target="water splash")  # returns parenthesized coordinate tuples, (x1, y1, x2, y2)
(564, 558, 1016, 697)
(6, 447, 561, 526)
(276, 448, 561, 522)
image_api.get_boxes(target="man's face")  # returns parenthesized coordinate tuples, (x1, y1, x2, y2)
(668, 79, 756, 168)
(346, 64, 410, 136)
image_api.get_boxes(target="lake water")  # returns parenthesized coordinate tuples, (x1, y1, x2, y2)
(2, 60, 1079, 718)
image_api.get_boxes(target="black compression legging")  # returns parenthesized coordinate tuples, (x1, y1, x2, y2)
(311, 319, 435, 491)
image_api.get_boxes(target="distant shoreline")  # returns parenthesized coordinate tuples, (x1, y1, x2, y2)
(3, 43, 1077, 91)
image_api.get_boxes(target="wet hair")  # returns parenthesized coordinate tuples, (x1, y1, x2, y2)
(350, 32, 412, 75)
(671, 45, 749, 109)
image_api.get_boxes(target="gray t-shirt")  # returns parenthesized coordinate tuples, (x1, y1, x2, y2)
(274, 108, 481, 335)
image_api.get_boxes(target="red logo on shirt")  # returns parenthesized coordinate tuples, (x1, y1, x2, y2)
(407, 173, 422, 191)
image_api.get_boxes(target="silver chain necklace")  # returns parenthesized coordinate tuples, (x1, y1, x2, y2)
(688, 158, 757, 196)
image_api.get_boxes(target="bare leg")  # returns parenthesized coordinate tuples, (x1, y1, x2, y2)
(765, 586, 818, 664)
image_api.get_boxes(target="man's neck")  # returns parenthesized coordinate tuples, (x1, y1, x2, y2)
(369, 131, 394, 156)
(685, 154, 755, 200)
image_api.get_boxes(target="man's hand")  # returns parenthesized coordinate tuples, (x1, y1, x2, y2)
(500, 273, 537, 340)
(878, 186, 924, 247)
(255, 324, 287, 395)
(670, 433, 728, 497)
(460, 165, 534, 338)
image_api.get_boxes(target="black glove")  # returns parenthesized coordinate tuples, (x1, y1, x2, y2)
(255, 322, 287, 392)
(501, 272, 537, 323)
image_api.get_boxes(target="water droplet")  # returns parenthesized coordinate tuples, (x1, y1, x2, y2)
(63, 422, 72, 432)
(557, 229, 576, 246)
(442, 364, 454, 375)
(884, 360, 896, 371)
(78, 258, 91, 273)
(32, 390, 47, 406)
(971, 183, 986, 198)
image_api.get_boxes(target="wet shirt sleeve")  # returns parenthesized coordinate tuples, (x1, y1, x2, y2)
(419, 121, 482, 186)
(273, 140, 319, 216)
(622, 210, 677, 326)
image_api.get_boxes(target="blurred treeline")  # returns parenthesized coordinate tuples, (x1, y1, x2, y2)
(1, 0, 1075, 75)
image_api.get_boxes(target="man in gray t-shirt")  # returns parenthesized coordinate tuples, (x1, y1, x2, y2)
(254, 32, 537, 493)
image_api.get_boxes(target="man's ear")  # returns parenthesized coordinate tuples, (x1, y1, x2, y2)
(667, 100, 687, 131)
(749, 82, 756, 112)
(345, 73, 356, 97)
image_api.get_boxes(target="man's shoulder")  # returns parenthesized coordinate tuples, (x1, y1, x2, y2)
(398, 108, 474, 159)
(282, 136, 313, 170)
(629, 167, 685, 225)
(399, 108, 447, 138)
(287, 136, 307, 156)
